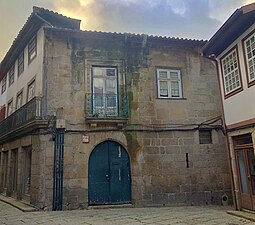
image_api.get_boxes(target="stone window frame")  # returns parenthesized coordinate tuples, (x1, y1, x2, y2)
(1, 75, 7, 94)
(8, 64, 15, 87)
(28, 35, 37, 64)
(220, 45, 243, 99)
(242, 29, 255, 88)
(18, 51, 24, 76)
(156, 68, 183, 99)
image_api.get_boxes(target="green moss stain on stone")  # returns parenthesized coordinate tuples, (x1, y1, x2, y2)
(124, 132, 141, 162)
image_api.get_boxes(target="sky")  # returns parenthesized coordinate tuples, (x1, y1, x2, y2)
(0, 0, 254, 61)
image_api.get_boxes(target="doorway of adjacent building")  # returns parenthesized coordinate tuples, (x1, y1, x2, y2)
(23, 146, 32, 200)
(88, 141, 131, 205)
(234, 134, 255, 210)
(11, 149, 18, 196)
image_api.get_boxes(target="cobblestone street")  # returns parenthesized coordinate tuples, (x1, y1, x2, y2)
(0, 201, 254, 225)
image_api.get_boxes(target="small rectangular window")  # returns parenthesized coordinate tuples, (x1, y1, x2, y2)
(9, 65, 15, 87)
(157, 68, 183, 98)
(18, 51, 24, 76)
(28, 35, 37, 63)
(199, 130, 212, 144)
(1, 76, 7, 94)
(27, 80, 35, 101)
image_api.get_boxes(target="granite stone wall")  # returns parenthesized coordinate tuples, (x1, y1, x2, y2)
(40, 30, 232, 209)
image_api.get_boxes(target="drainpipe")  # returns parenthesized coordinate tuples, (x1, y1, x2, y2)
(203, 54, 237, 210)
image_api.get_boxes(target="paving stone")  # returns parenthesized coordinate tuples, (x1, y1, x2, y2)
(0, 200, 255, 225)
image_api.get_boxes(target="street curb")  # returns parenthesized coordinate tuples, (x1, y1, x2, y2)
(0, 195, 37, 212)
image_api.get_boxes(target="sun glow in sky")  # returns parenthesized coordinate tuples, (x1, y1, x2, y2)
(0, 0, 254, 61)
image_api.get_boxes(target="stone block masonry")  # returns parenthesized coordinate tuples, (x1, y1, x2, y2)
(0, 30, 231, 210)
(40, 29, 232, 209)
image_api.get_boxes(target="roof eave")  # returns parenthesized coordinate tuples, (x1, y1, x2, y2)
(202, 3, 255, 57)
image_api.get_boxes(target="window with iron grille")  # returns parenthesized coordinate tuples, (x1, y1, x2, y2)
(9, 65, 15, 87)
(243, 31, 255, 84)
(157, 68, 183, 98)
(1, 76, 7, 94)
(199, 130, 212, 144)
(221, 47, 241, 95)
(18, 51, 24, 76)
(28, 35, 37, 63)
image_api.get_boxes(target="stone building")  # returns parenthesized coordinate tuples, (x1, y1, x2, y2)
(0, 7, 231, 210)
(203, 3, 255, 211)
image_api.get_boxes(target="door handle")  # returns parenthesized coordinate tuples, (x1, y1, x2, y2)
(105, 174, 109, 180)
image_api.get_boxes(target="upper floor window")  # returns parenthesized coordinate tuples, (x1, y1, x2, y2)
(27, 80, 35, 101)
(220, 46, 242, 98)
(18, 51, 24, 76)
(28, 35, 37, 63)
(1, 76, 7, 94)
(92, 67, 118, 116)
(243, 30, 255, 87)
(157, 68, 182, 98)
(16, 91, 23, 110)
(9, 65, 15, 87)
(7, 100, 13, 116)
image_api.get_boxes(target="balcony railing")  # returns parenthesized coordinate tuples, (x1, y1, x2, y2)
(85, 93, 128, 119)
(0, 97, 43, 138)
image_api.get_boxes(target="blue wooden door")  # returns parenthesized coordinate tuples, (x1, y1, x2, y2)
(88, 141, 131, 205)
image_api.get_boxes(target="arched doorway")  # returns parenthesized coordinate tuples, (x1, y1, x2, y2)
(88, 141, 131, 205)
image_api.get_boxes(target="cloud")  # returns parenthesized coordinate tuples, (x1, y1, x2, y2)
(0, 0, 251, 61)
(52, 0, 222, 39)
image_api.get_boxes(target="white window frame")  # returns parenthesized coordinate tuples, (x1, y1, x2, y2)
(157, 68, 183, 99)
(1, 76, 7, 94)
(28, 35, 37, 63)
(220, 47, 242, 96)
(9, 65, 15, 87)
(92, 66, 118, 116)
(243, 30, 255, 84)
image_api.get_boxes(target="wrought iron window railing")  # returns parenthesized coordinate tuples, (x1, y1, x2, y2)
(0, 97, 43, 138)
(85, 93, 128, 119)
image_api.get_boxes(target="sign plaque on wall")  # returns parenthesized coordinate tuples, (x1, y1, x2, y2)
(83, 135, 89, 143)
